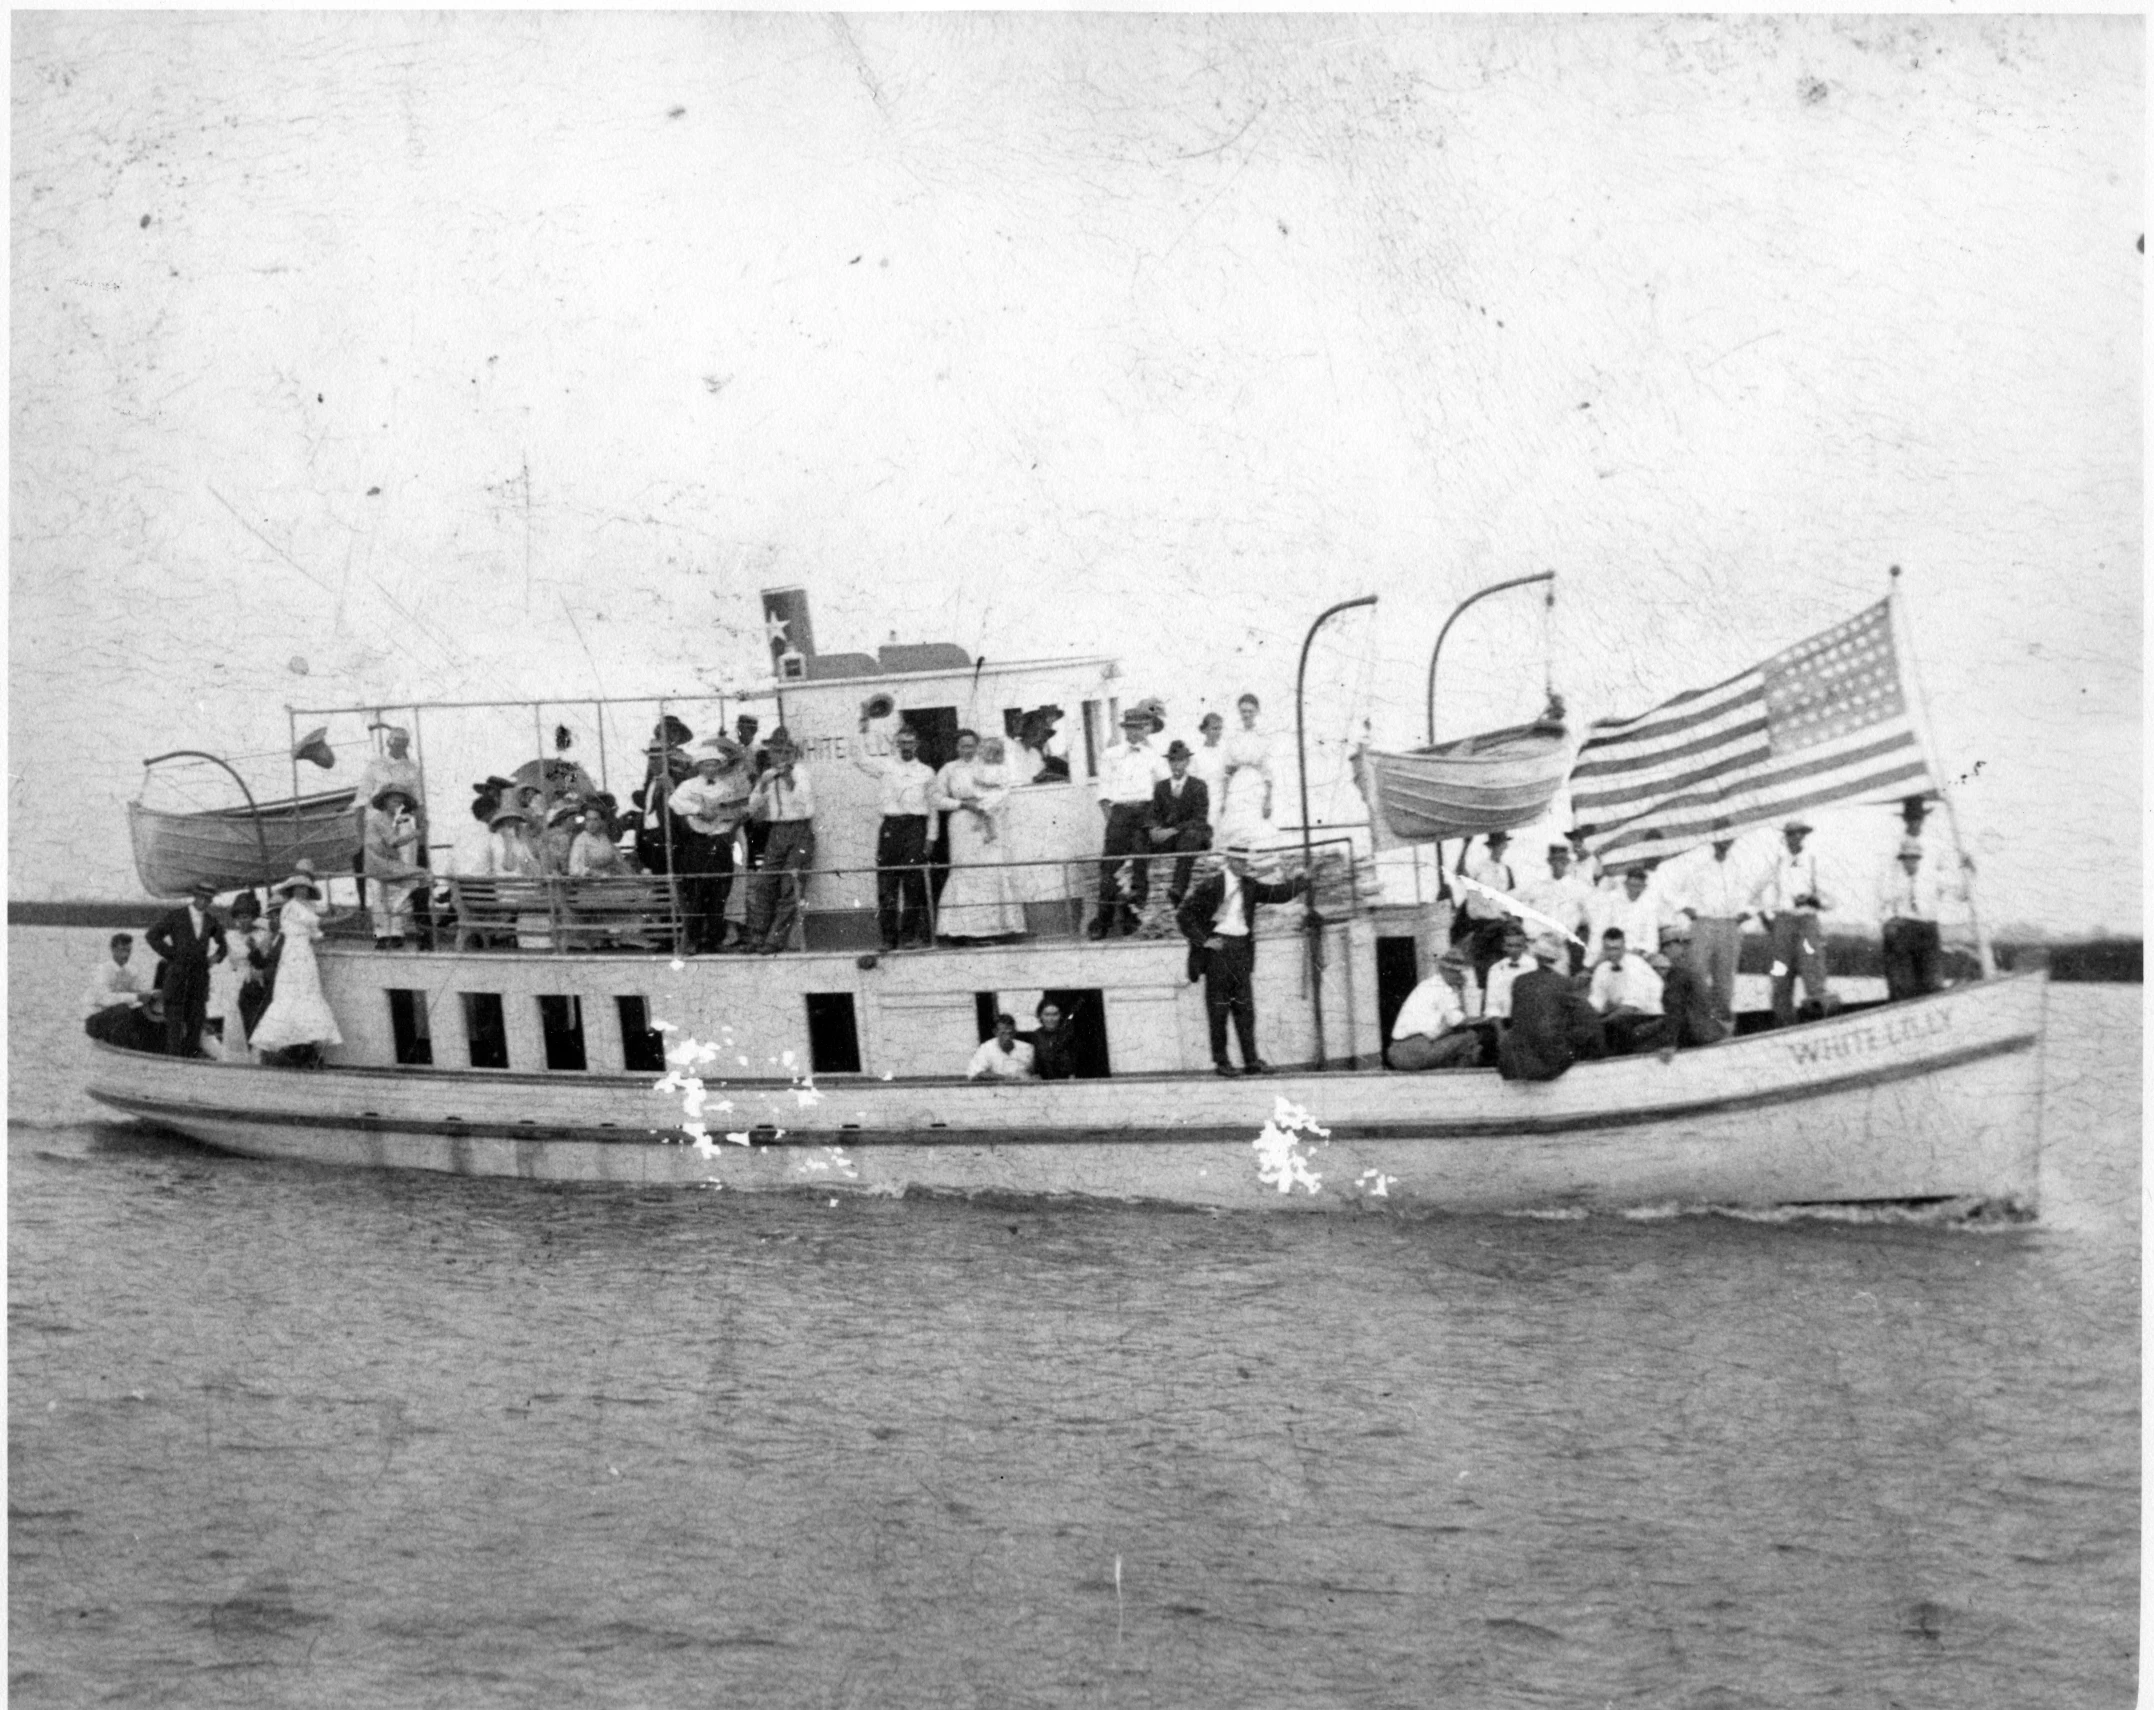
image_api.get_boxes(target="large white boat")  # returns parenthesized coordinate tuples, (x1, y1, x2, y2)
(88, 586, 2047, 1216)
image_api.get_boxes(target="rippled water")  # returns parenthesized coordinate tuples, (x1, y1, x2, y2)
(9, 927, 2139, 1706)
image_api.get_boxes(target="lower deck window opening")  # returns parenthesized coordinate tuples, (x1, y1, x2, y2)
(460, 993, 509, 1069)
(386, 988, 433, 1066)
(538, 994, 588, 1072)
(616, 996, 668, 1073)
(805, 993, 861, 1074)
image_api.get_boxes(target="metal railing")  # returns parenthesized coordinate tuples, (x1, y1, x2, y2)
(358, 836, 1367, 956)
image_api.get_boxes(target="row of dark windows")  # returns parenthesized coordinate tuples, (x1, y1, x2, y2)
(380, 986, 1116, 1077)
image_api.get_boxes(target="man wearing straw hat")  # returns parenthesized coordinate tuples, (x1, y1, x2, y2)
(743, 727, 816, 954)
(144, 881, 227, 1058)
(671, 737, 753, 952)
(1386, 948, 1486, 1070)
(1875, 834, 1967, 1002)
(1176, 842, 1309, 1076)
(1091, 706, 1171, 938)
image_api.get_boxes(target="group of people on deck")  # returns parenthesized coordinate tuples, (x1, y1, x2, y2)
(83, 865, 342, 1066)
(1392, 799, 1975, 1079)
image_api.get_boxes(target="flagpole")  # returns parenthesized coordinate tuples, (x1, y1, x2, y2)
(1888, 566, 1997, 979)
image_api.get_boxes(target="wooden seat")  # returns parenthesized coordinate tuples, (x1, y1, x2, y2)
(559, 874, 679, 952)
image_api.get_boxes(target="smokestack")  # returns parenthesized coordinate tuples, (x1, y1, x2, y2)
(761, 587, 814, 680)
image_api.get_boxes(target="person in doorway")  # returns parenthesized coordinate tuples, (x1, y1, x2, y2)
(1176, 843, 1310, 1076)
(966, 1013, 1037, 1081)
(144, 881, 226, 1058)
(1386, 949, 1485, 1070)
(1024, 998, 1081, 1082)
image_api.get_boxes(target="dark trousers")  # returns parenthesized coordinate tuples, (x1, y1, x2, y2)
(1154, 823, 1210, 901)
(678, 827, 736, 950)
(1203, 935, 1261, 1066)
(1768, 910, 1828, 1025)
(743, 819, 771, 872)
(163, 964, 211, 1057)
(876, 815, 931, 948)
(1881, 918, 1942, 1002)
(745, 820, 814, 950)
(1096, 804, 1152, 929)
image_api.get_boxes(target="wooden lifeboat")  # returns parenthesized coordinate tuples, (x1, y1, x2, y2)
(1353, 720, 1572, 846)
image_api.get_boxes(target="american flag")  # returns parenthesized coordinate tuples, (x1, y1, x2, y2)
(1568, 599, 1936, 865)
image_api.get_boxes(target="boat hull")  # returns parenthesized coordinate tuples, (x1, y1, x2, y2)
(85, 974, 2047, 1215)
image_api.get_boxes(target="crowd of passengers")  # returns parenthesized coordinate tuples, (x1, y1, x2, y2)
(349, 695, 1295, 957)
(1385, 800, 1974, 1082)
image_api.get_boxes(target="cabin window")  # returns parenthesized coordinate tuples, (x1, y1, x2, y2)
(974, 991, 1000, 1041)
(386, 989, 433, 1066)
(1040, 987, 1112, 1078)
(461, 993, 509, 1069)
(898, 705, 960, 772)
(805, 992, 862, 1074)
(538, 995, 588, 1072)
(616, 996, 668, 1073)
(1081, 701, 1102, 779)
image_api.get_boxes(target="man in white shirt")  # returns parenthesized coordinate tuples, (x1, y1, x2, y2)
(1666, 820, 1756, 1025)
(1091, 709, 1170, 938)
(743, 728, 816, 954)
(670, 739, 753, 952)
(1750, 817, 1834, 1025)
(1517, 842, 1595, 975)
(1876, 835, 1967, 1001)
(1175, 843, 1310, 1075)
(1480, 920, 1539, 1021)
(352, 725, 425, 873)
(1589, 864, 1665, 957)
(1387, 950, 1484, 1070)
(966, 1013, 1037, 1081)
(1587, 927, 1665, 1054)
(853, 714, 939, 950)
(82, 933, 162, 1049)
(1458, 831, 1519, 985)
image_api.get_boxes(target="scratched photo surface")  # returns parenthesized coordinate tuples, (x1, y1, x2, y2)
(9, 12, 2140, 1707)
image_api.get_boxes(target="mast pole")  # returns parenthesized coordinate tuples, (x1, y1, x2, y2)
(1425, 571, 1555, 745)
(1296, 593, 1377, 1069)
(1889, 566, 1996, 980)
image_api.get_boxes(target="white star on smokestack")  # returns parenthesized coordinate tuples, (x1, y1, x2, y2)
(765, 614, 790, 646)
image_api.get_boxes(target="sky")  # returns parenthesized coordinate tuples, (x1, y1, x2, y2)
(9, 12, 2142, 934)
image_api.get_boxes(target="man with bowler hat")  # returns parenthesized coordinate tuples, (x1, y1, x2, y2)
(1146, 739, 1212, 905)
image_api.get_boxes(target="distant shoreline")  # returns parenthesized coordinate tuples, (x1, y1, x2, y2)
(9, 900, 2141, 983)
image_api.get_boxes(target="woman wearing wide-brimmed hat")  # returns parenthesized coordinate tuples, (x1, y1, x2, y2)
(485, 805, 542, 878)
(249, 867, 343, 1065)
(362, 786, 429, 947)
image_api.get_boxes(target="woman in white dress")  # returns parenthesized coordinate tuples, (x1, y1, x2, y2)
(932, 732, 1026, 940)
(249, 871, 343, 1064)
(1216, 692, 1276, 847)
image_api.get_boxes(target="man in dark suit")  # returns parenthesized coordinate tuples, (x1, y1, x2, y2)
(1146, 739, 1212, 904)
(1176, 844, 1309, 1076)
(144, 881, 227, 1058)
(1498, 932, 1606, 1083)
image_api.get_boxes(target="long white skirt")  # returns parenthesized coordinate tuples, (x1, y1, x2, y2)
(249, 929, 344, 1052)
(937, 809, 1025, 938)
